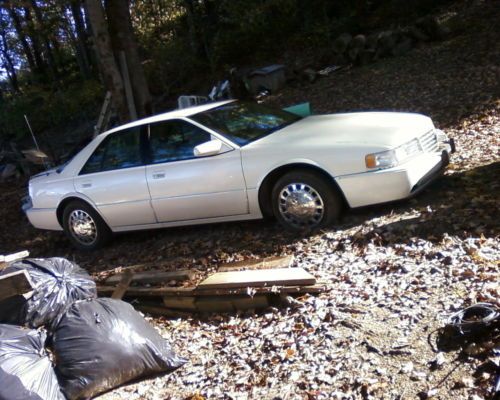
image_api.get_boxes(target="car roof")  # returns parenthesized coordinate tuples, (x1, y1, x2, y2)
(101, 99, 235, 137)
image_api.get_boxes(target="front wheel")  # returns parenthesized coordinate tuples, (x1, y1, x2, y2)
(271, 170, 342, 230)
(62, 201, 112, 250)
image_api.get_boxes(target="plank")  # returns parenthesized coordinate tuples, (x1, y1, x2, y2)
(97, 284, 327, 298)
(106, 269, 195, 285)
(111, 270, 134, 300)
(193, 284, 327, 297)
(197, 267, 315, 290)
(134, 304, 191, 319)
(97, 285, 195, 297)
(0, 251, 30, 269)
(163, 296, 197, 310)
(0, 270, 34, 302)
(218, 255, 294, 272)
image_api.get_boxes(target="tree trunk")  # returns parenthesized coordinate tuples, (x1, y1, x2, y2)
(70, 0, 92, 77)
(105, 0, 152, 118)
(61, 4, 88, 78)
(6, 6, 37, 74)
(84, 0, 129, 122)
(0, 31, 20, 92)
(29, 1, 59, 80)
(183, 0, 201, 57)
(22, 7, 46, 75)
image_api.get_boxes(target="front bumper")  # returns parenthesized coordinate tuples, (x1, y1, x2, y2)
(336, 148, 453, 208)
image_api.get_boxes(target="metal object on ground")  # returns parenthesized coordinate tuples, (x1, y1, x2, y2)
(247, 64, 286, 94)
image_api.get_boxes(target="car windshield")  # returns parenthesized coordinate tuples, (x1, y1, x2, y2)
(190, 102, 301, 146)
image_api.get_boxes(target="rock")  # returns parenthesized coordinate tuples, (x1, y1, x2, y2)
(333, 33, 352, 54)
(377, 31, 397, 57)
(416, 16, 450, 40)
(409, 26, 430, 42)
(347, 47, 360, 62)
(365, 33, 379, 50)
(358, 49, 376, 65)
(392, 37, 413, 57)
(351, 34, 366, 49)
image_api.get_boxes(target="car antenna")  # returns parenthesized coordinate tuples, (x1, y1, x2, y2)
(24, 114, 49, 171)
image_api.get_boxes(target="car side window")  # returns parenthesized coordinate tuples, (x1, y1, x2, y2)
(80, 127, 143, 174)
(148, 120, 211, 164)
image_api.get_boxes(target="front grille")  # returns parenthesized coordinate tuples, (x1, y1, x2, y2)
(419, 130, 439, 153)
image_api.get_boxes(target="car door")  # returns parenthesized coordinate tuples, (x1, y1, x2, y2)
(74, 125, 157, 228)
(145, 119, 248, 222)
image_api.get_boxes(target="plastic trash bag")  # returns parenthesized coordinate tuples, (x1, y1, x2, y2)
(52, 298, 187, 400)
(0, 324, 65, 400)
(0, 257, 97, 328)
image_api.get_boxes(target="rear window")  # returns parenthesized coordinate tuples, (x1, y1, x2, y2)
(80, 127, 143, 174)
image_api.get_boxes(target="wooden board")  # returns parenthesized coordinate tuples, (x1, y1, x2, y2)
(0, 270, 34, 302)
(134, 304, 191, 319)
(0, 251, 29, 269)
(163, 296, 197, 310)
(106, 269, 194, 285)
(97, 284, 327, 298)
(197, 267, 315, 290)
(111, 270, 134, 300)
(218, 255, 294, 272)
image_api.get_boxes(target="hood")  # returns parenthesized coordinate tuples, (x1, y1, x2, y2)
(256, 112, 434, 149)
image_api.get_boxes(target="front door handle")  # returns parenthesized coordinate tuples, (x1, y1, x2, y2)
(152, 171, 165, 179)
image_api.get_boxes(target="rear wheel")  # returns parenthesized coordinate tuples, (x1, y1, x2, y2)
(271, 170, 342, 230)
(62, 201, 112, 250)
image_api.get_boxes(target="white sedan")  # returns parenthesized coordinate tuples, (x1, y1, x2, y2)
(23, 100, 455, 250)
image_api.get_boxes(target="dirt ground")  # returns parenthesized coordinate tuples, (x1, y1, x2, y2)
(0, 1, 499, 399)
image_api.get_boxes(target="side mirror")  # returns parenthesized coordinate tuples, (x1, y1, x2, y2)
(193, 139, 224, 157)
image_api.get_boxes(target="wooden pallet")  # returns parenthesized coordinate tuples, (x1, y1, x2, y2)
(97, 256, 326, 314)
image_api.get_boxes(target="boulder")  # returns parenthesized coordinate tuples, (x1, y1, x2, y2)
(377, 30, 397, 57)
(392, 37, 414, 57)
(416, 16, 450, 40)
(358, 49, 376, 65)
(333, 33, 352, 54)
(351, 34, 366, 49)
(409, 25, 430, 42)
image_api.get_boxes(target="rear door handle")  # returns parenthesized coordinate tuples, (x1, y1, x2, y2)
(152, 171, 165, 179)
(80, 181, 92, 188)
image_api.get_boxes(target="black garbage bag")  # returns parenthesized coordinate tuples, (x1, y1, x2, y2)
(0, 324, 65, 400)
(52, 298, 187, 400)
(0, 257, 97, 328)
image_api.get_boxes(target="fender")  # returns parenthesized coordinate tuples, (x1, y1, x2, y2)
(57, 192, 112, 228)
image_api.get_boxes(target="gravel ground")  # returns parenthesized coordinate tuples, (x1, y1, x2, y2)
(0, 1, 498, 399)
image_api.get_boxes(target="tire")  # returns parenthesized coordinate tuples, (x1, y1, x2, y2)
(271, 170, 342, 231)
(62, 201, 112, 250)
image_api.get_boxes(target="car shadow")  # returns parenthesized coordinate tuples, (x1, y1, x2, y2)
(349, 161, 499, 247)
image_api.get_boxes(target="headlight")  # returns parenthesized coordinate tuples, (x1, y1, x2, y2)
(365, 149, 398, 169)
(365, 138, 422, 169)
